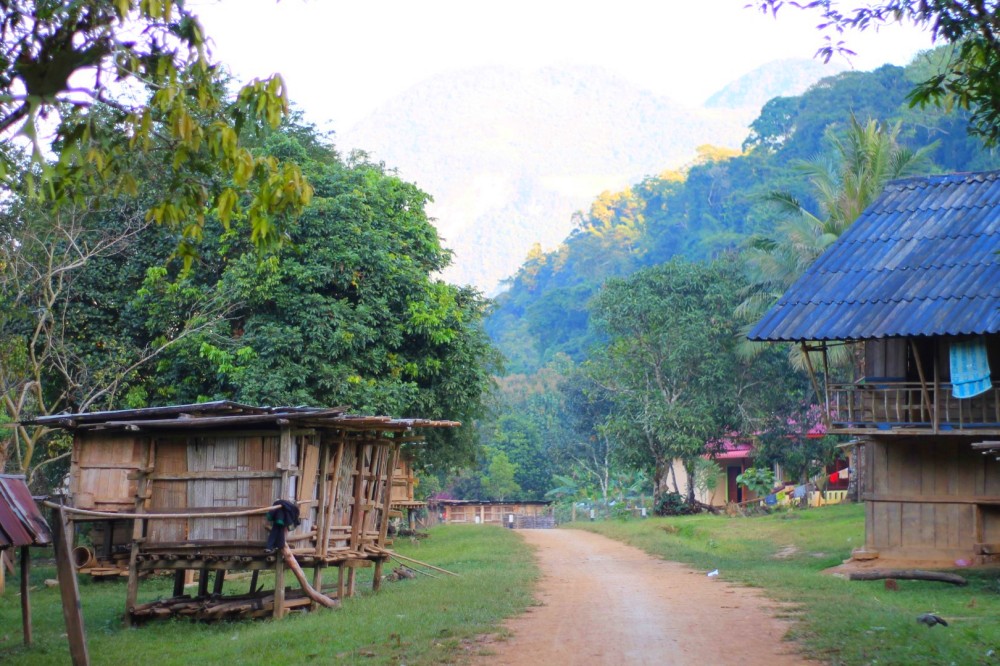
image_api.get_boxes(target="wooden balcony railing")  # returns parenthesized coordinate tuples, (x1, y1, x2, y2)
(828, 381, 1000, 431)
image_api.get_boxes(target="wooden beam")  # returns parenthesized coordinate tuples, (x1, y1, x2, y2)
(908, 338, 934, 421)
(801, 343, 831, 430)
(20, 545, 31, 646)
(53, 506, 90, 666)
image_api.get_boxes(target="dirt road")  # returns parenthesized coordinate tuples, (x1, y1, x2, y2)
(474, 528, 809, 666)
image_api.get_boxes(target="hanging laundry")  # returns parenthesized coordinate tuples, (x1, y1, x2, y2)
(792, 484, 808, 499)
(951, 336, 992, 399)
(764, 494, 778, 506)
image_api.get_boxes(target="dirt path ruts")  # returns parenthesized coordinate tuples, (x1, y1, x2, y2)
(473, 529, 810, 666)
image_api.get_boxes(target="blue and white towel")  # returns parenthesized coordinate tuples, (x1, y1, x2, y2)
(951, 336, 992, 399)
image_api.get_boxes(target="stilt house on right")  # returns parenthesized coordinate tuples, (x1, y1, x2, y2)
(749, 171, 1000, 564)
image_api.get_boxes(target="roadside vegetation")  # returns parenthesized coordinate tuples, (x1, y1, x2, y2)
(0, 525, 536, 666)
(577, 503, 1000, 666)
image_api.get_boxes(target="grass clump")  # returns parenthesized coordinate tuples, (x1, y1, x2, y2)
(0, 524, 536, 665)
(576, 503, 1000, 665)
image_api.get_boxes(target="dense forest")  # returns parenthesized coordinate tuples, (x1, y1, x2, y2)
(468, 50, 1000, 508)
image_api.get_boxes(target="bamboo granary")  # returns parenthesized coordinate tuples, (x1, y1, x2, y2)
(27, 402, 457, 623)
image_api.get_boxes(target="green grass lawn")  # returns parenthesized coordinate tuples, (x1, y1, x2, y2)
(0, 525, 536, 665)
(575, 503, 1000, 666)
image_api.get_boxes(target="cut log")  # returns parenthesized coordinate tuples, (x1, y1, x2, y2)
(847, 569, 967, 586)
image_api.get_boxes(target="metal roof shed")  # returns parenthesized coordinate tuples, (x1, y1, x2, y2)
(748, 170, 1000, 565)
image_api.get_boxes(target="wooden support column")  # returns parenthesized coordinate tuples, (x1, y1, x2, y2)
(172, 570, 185, 597)
(20, 545, 31, 646)
(273, 559, 286, 619)
(373, 559, 384, 592)
(279, 426, 293, 500)
(311, 439, 332, 607)
(933, 344, 941, 433)
(124, 437, 153, 627)
(248, 569, 260, 594)
(53, 506, 89, 666)
(213, 569, 226, 595)
(801, 343, 831, 429)
(197, 568, 210, 597)
(377, 443, 402, 551)
(337, 564, 345, 600)
(909, 338, 934, 420)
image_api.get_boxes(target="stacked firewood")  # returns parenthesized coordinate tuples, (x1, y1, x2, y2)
(128, 589, 313, 622)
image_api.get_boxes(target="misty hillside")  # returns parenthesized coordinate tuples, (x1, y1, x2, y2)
(337, 62, 836, 292)
(704, 58, 846, 110)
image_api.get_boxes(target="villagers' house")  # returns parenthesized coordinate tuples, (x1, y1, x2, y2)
(28, 402, 456, 621)
(749, 171, 1000, 563)
(428, 499, 554, 528)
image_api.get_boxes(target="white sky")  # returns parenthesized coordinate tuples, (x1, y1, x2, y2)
(191, 0, 936, 132)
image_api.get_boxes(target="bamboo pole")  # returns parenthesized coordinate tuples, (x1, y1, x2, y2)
(377, 551, 460, 577)
(280, 545, 337, 608)
(53, 506, 89, 666)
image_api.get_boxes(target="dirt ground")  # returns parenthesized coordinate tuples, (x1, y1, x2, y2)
(471, 528, 812, 666)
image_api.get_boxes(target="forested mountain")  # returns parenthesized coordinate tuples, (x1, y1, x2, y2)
(486, 57, 1000, 377)
(338, 62, 836, 293)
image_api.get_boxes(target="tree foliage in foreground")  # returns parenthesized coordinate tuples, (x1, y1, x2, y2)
(0, 0, 312, 263)
(1, 120, 500, 476)
(752, 1, 1000, 146)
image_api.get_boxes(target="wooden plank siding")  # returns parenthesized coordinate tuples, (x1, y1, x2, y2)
(864, 435, 1000, 559)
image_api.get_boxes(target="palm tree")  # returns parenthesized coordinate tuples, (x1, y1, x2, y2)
(738, 115, 936, 370)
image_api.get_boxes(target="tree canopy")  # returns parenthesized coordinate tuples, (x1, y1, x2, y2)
(751, 1, 1000, 145)
(0, 0, 312, 263)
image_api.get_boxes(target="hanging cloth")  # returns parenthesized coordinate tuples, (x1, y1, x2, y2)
(950, 336, 992, 399)
(265, 499, 301, 551)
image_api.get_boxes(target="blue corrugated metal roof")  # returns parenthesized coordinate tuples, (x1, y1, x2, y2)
(748, 171, 1000, 341)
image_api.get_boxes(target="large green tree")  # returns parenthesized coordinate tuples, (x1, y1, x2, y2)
(587, 258, 750, 503)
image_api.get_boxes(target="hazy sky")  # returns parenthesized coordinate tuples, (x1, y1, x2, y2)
(192, 0, 935, 132)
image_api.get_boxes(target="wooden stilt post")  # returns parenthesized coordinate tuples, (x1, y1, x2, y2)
(373, 559, 383, 592)
(337, 564, 345, 600)
(273, 559, 286, 619)
(53, 506, 89, 666)
(172, 570, 185, 597)
(197, 568, 210, 597)
(249, 569, 260, 594)
(20, 545, 31, 646)
(213, 569, 226, 595)
(125, 438, 152, 626)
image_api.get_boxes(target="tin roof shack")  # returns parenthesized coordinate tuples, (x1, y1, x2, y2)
(749, 171, 1000, 564)
(429, 499, 554, 528)
(29, 402, 457, 622)
(0, 475, 52, 647)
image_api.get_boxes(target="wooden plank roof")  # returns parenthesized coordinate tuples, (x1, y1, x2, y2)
(748, 171, 1000, 342)
(22, 402, 460, 433)
(0, 475, 52, 549)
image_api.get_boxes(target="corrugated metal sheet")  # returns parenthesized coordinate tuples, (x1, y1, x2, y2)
(749, 171, 1000, 341)
(0, 475, 52, 549)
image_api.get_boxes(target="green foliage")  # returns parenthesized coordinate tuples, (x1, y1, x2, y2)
(587, 257, 750, 500)
(735, 467, 775, 497)
(653, 491, 692, 516)
(480, 448, 521, 501)
(0, 1, 312, 262)
(753, 1, 1000, 146)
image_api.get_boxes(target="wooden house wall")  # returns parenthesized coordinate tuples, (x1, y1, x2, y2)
(863, 435, 1000, 559)
(70, 435, 145, 512)
(71, 428, 401, 558)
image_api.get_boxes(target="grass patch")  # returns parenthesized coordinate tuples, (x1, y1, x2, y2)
(575, 504, 1000, 665)
(0, 525, 536, 665)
